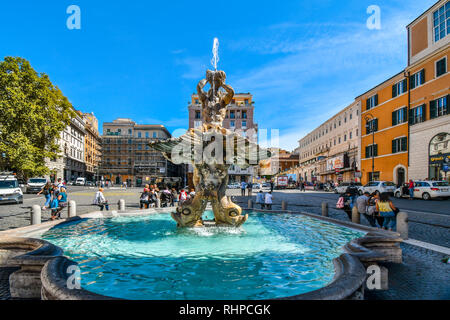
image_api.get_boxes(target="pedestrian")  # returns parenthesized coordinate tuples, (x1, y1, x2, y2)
(408, 179, 415, 200)
(240, 181, 247, 196)
(256, 190, 265, 209)
(301, 182, 305, 192)
(270, 181, 274, 192)
(56, 178, 64, 189)
(189, 188, 196, 199)
(37, 182, 52, 210)
(337, 192, 353, 220)
(139, 188, 150, 209)
(52, 186, 68, 220)
(179, 189, 188, 204)
(247, 182, 253, 197)
(345, 182, 359, 207)
(94, 188, 109, 211)
(171, 188, 179, 207)
(265, 191, 273, 210)
(376, 193, 397, 231)
(356, 192, 377, 227)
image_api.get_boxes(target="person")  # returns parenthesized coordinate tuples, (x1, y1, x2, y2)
(139, 188, 150, 209)
(240, 181, 247, 196)
(38, 182, 53, 210)
(171, 188, 179, 207)
(52, 186, 68, 220)
(247, 182, 253, 197)
(265, 191, 273, 210)
(256, 190, 265, 209)
(345, 182, 359, 207)
(376, 193, 397, 231)
(179, 189, 188, 204)
(301, 181, 305, 192)
(189, 188, 196, 199)
(270, 181, 274, 192)
(161, 187, 172, 207)
(56, 178, 64, 189)
(408, 179, 415, 200)
(337, 192, 353, 220)
(94, 188, 109, 211)
(356, 192, 377, 227)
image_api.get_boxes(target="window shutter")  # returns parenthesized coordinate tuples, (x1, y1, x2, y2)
(420, 69, 425, 84)
(374, 118, 378, 131)
(392, 85, 397, 98)
(374, 144, 378, 157)
(410, 75, 416, 89)
(403, 79, 408, 92)
(366, 98, 370, 110)
(447, 95, 450, 115)
(392, 111, 398, 126)
(365, 146, 369, 158)
(402, 107, 408, 122)
(401, 137, 408, 152)
(374, 94, 378, 106)
(392, 139, 397, 154)
(421, 104, 426, 122)
(430, 99, 437, 119)
(366, 121, 370, 135)
(409, 108, 414, 125)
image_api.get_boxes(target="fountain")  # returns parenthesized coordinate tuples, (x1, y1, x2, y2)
(150, 38, 271, 228)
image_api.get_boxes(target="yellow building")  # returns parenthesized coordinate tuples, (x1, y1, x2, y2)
(80, 112, 102, 181)
(358, 71, 410, 185)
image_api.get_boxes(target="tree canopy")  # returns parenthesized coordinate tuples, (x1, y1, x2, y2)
(0, 57, 76, 179)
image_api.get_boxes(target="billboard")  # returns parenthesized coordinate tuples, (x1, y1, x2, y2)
(327, 155, 344, 171)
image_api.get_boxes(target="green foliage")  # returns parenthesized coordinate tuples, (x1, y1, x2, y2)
(0, 57, 76, 179)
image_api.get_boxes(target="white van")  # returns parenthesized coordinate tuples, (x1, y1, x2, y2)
(75, 177, 86, 186)
(0, 174, 23, 204)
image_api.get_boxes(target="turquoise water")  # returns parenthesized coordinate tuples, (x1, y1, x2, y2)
(41, 211, 365, 300)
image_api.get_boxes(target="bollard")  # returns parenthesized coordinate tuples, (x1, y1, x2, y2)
(68, 200, 77, 217)
(322, 202, 329, 217)
(30, 205, 41, 225)
(248, 199, 253, 209)
(156, 198, 161, 208)
(397, 212, 408, 239)
(119, 199, 125, 211)
(352, 206, 360, 224)
(281, 201, 288, 211)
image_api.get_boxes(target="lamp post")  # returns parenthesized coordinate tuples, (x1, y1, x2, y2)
(364, 113, 375, 182)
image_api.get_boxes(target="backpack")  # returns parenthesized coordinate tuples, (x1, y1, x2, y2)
(336, 197, 345, 209)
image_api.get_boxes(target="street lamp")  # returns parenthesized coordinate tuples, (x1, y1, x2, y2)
(364, 113, 375, 182)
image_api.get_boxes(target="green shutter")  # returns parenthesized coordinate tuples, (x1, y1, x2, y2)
(374, 118, 378, 131)
(374, 144, 378, 157)
(430, 100, 437, 119)
(392, 139, 397, 154)
(410, 75, 416, 89)
(409, 108, 414, 125)
(420, 69, 425, 84)
(403, 79, 408, 93)
(401, 137, 408, 151)
(392, 85, 397, 98)
(375, 94, 378, 106)
(402, 107, 408, 122)
(421, 104, 426, 122)
(392, 111, 398, 126)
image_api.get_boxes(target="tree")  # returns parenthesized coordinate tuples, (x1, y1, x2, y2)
(0, 57, 76, 179)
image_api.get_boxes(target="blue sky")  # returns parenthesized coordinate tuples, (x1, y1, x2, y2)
(0, 0, 437, 150)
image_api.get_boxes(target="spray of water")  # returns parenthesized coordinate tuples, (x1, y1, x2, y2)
(211, 37, 219, 71)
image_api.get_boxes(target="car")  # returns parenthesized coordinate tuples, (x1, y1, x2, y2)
(75, 177, 86, 186)
(334, 182, 363, 194)
(262, 183, 271, 189)
(395, 181, 450, 200)
(25, 178, 47, 194)
(360, 181, 396, 195)
(86, 181, 95, 187)
(252, 183, 262, 190)
(0, 174, 23, 204)
(227, 182, 240, 189)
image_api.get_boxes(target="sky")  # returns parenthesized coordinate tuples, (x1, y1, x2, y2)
(0, 0, 438, 151)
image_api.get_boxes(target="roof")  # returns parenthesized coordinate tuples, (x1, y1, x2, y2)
(355, 70, 405, 99)
(406, 0, 443, 28)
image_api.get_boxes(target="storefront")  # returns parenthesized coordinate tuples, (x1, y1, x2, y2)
(429, 133, 450, 181)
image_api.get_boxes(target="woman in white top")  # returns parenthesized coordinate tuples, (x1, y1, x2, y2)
(265, 191, 273, 210)
(93, 188, 109, 211)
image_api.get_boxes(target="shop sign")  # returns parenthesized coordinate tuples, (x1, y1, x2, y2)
(327, 155, 344, 171)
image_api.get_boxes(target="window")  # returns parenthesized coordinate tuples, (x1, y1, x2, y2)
(433, 2, 449, 42)
(242, 111, 247, 119)
(410, 69, 425, 89)
(366, 94, 378, 110)
(392, 107, 408, 126)
(338, 137, 341, 144)
(368, 172, 380, 182)
(153, 132, 157, 138)
(350, 132, 352, 139)
(365, 144, 378, 158)
(137, 132, 142, 138)
(242, 120, 247, 128)
(128, 129, 132, 135)
(344, 134, 347, 142)
(145, 132, 149, 138)
(430, 96, 449, 119)
(194, 120, 202, 128)
(392, 79, 407, 98)
(245, 99, 249, 105)
(230, 111, 235, 119)
(409, 104, 426, 125)
(436, 57, 447, 77)
(366, 119, 378, 134)
(392, 137, 407, 153)
(230, 120, 235, 128)
(138, 145, 142, 150)
(195, 111, 201, 119)
(350, 113, 353, 120)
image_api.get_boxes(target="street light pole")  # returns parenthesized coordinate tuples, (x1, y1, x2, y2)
(365, 113, 375, 182)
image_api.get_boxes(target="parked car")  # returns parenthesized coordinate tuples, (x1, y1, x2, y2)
(0, 174, 23, 204)
(334, 182, 363, 194)
(75, 177, 86, 186)
(360, 181, 396, 195)
(26, 178, 47, 194)
(262, 183, 271, 189)
(395, 181, 450, 200)
(227, 182, 240, 189)
(86, 181, 95, 187)
(252, 183, 262, 190)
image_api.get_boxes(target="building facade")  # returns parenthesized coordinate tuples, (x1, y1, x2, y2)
(80, 112, 102, 181)
(188, 93, 258, 183)
(407, 0, 450, 181)
(296, 101, 360, 184)
(100, 118, 179, 187)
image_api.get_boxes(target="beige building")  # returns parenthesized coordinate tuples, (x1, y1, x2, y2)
(81, 112, 102, 181)
(296, 101, 361, 183)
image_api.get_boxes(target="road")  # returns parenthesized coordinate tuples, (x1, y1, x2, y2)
(0, 187, 449, 248)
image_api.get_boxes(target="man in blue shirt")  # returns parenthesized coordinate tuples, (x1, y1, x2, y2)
(240, 181, 247, 196)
